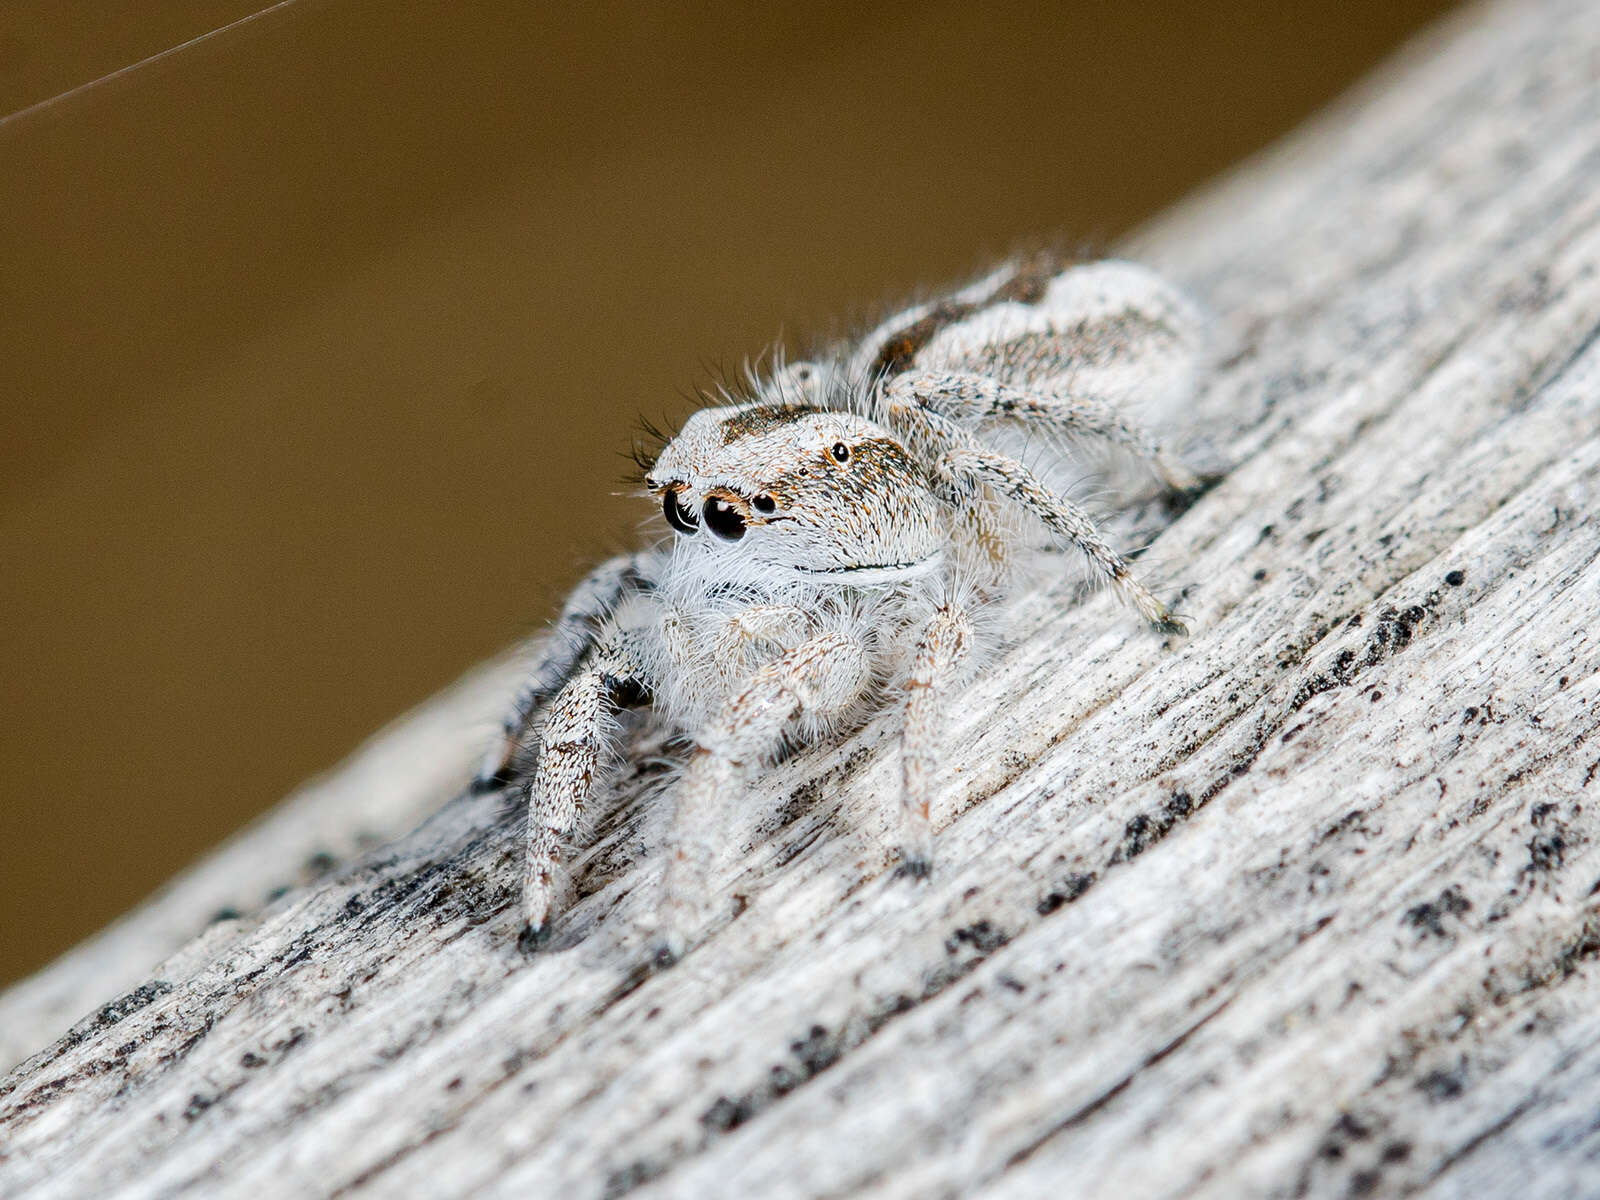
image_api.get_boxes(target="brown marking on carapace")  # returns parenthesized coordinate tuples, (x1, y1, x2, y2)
(847, 435, 925, 475)
(718, 404, 821, 445)
(811, 436, 925, 487)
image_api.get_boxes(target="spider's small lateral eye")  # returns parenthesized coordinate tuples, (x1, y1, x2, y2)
(662, 489, 699, 534)
(829, 442, 852, 464)
(752, 493, 776, 514)
(703, 496, 747, 541)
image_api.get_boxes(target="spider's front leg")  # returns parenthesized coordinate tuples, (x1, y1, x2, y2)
(897, 602, 975, 879)
(476, 552, 652, 793)
(657, 629, 869, 962)
(519, 635, 646, 949)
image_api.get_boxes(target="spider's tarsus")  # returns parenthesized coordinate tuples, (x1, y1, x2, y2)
(1155, 614, 1190, 638)
(517, 921, 552, 955)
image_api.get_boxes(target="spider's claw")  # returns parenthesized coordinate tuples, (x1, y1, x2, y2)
(517, 920, 553, 955)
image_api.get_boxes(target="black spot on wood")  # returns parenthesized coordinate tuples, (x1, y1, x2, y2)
(601, 1159, 666, 1200)
(1402, 885, 1471, 938)
(791, 1024, 841, 1077)
(1037, 872, 1096, 915)
(1288, 603, 1436, 716)
(1416, 1063, 1466, 1101)
(182, 1092, 216, 1121)
(1111, 793, 1197, 863)
(944, 920, 1010, 955)
(1528, 831, 1566, 872)
(80, 980, 174, 1042)
(699, 1094, 757, 1133)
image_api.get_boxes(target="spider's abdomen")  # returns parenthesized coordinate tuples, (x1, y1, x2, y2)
(861, 259, 1206, 421)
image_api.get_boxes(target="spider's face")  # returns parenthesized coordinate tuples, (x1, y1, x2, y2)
(646, 403, 945, 586)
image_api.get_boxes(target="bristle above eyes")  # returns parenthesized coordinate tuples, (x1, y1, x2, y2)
(628, 414, 676, 480)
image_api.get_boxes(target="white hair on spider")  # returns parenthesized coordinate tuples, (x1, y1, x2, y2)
(479, 250, 1212, 962)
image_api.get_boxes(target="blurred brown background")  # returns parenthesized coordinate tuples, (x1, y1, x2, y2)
(1, 0, 1457, 987)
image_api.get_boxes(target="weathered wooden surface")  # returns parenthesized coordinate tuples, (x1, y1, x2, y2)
(4, 1, 1600, 1195)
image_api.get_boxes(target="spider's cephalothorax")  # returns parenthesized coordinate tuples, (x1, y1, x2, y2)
(481, 254, 1208, 960)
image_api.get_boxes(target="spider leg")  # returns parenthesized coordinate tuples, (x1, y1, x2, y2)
(709, 603, 814, 663)
(657, 629, 870, 961)
(475, 552, 653, 794)
(898, 602, 975, 878)
(520, 635, 646, 946)
(887, 399, 1186, 635)
(885, 369, 1201, 493)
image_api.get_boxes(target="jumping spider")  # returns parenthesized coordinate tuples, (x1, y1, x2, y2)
(480, 252, 1207, 960)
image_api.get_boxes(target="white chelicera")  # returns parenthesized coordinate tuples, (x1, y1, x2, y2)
(480, 253, 1209, 961)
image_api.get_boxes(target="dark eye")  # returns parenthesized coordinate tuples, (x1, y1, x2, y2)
(702, 496, 747, 541)
(752, 493, 776, 514)
(662, 490, 698, 534)
(830, 442, 851, 463)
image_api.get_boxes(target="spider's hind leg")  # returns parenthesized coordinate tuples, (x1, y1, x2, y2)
(885, 369, 1201, 494)
(886, 396, 1187, 636)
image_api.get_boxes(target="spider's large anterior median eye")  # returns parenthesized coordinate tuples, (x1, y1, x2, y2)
(702, 496, 746, 541)
(663, 490, 699, 534)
